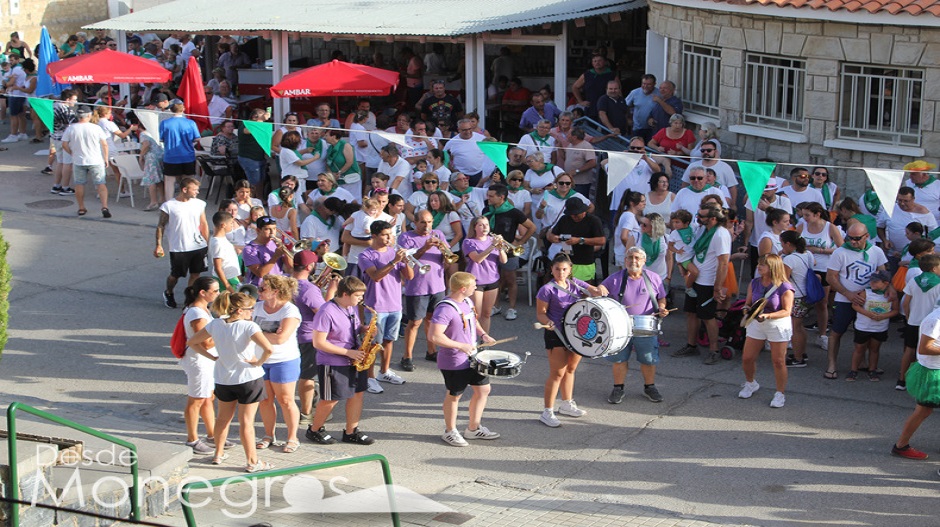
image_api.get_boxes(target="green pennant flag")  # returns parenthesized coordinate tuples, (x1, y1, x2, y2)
(476, 141, 510, 179)
(243, 119, 273, 157)
(738, 160, 776, 210)
(30, 98, 54, 135)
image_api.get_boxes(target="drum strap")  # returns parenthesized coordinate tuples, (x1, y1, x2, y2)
(439, 298, 476, 341)
(618, 270, 659, 314)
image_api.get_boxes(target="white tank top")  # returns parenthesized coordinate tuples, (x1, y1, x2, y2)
(644, 192, 673, 220)
(802, 221, 835, 271)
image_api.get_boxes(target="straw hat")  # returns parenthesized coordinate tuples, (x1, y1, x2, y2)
(902, 160, 937, 171)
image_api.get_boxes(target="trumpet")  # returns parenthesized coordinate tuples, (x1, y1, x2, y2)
(314, 252, 348, 287)
(276, 228, 317, 254)
(398, 246, 431, 274)
(491, 235, 525, 257)
(432, 233, 460, 264)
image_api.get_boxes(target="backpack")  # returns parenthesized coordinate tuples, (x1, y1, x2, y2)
(803, 266, 825, 304)
(169, 314, 187, 359)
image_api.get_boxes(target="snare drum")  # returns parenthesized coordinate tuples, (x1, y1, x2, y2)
(469, 350, 529, 378)
(632, 315, 661, 337)
(562, 297, 633, 358)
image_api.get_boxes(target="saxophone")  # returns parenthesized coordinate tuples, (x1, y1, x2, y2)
(353, 304, 383, 372)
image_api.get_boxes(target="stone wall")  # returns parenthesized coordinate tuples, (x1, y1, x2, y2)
(1, 0, 109, 52)
(648, 1, 940, 195)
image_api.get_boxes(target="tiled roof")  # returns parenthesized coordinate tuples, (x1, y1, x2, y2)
(712, 0, 940, 16)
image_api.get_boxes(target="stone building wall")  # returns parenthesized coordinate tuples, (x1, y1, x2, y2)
(1, 0, 109, 53)
(648, 0, 940, 196)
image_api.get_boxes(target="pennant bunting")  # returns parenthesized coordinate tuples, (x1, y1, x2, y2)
(738, 160, 777, 210)
(476, 142, 511, 178)
(605, 151, 642, 196)
(375, 131, 409, 149)
(864, 168, 905, 218)
(134, 110, 163, 142)
(243, 120, 273, 156)
(29, 98, 54, 133)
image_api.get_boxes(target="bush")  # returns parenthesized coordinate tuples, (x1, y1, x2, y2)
(0, 212, 9, 358)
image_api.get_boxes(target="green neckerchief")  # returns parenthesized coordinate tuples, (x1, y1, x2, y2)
(840, 241, 873, 262)
(902, 243, 911, 258)
(688, 184, 713, 193)
(529, 131, 550, 147)
(871, 288, 887, 296)
(930, 226, 940, 240)
(311, 209, 334, 228)
(851, 214, 878, 239)
(449, 186, 473, 198)
(642, 234, 661, 265)
(484, 201, 515, 229)
(863, 190, 881, 215)
(548, 188, 577, 200)
(306, 138, 323, 157)
(915, 272, 940, 292)
(816, 183, 832, 209)
(431, 211, 447, 228)
(914, 176, 938, 189)
(534, 163, 556, 176)
(319, 186, 336, 196)
(910, 258, 920, 269)
(693, 226, 718, 263)
(677, 226, 694, 245)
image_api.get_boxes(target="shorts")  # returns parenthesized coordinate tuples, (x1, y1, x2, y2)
(404, 291, 445, 322)
(683, 284, 717, 320)
(791, 297, 812, 319)
(831, 301, 857, 335)
(605, 335, 659, 365)
(853, 329, 888, 344)
(215, 276, 240, 291)
(72, 164, 106, 185)
(164, 160, 196, 177)
(215, 378, 265, 404)
(441, 367, 490, 396)
(499, 256, 521, 272)
(54, 139, 72, 164)
(318, 364, 369, 401)
(180, 349, 215, 398)
(815, 271, 829, 288)
(745, 315, 793, 342)
(544, 328, 567, 350)
(238, 156, 266, 186)
(170, 247, 209, 278)
(904, 323, 920, 349)
(8, 95, 24, 116)
(677, 259, 692, 270)
(366, 310, 402, 342)
(262, 357, 301, 384)
(299, 342, 317, 380)
(477, 281, 499, 292)
(571, 263, 596, 282)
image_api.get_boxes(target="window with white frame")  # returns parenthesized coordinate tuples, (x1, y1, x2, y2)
(681, 43, 721, 117)
(8, 0, 18, 16)
(743, 53, 805, 133)
(837, 64, 923, 146)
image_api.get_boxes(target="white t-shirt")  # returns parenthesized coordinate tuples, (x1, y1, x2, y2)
(183, 306, 217, 358)
(432, 165, 452, 185)
(62, 122, 108, 166)
(827, 245, 888, 302)
(508, 188, 532, 213)
(646, 235, 668, 279)
(524, 166, 565, 209)
(671, 187, 724, 215)
(443, 133, 487, 174)
(449, 188, 487, 235)
(694, 227, 732, 286)
(435, 211, 462, 250)
(903, 278, 940, 326)
(380, 157, 414, 200)
(160, 198, 208, 252)
(916, 307, 940, 369)
(205, 318, 264, 385)
(517, 133, 556, 159)
(878, 206, 938, 257)
(781, 186, 825, 209)
(613, 211, 640, 265)
(350, 123, 380, 169)
(206, 95, 231, 126)
(252, 302, 301, 364)
(301, 139, 329, 180)
(610, 161, 655, 213)
(300, 212, 341, 250)
(783, 251, 814, 299)
(683, 160, 737, 188)
(745, 195, 793, 247)
(408, 191, 432, 215)
(854, 289, 892, 333)
(97, 119, 121, 155)
(667, 228, 694, 264)
(279, 148, 308, 180)
(308, 187, 355, 205)
(905, 178, 940, 223)
(209, 236, 240, 283)
(345, 211, 392, 263)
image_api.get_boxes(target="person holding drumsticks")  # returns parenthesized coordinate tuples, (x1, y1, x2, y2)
(601, 247, 669, 405)
(535, 253, 608, 427)
(429, 272, 499, 446)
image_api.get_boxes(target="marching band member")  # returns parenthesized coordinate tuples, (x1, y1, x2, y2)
(429, 272, 499, 446)
(462, 216, 509, 334)
(304, 277, 377, 446)
(600, 247, 669, 405)
(535, 253, 607, 427)
(399, 210, 448, 367)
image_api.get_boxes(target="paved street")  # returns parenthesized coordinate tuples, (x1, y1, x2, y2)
(0, 138, 938, 527)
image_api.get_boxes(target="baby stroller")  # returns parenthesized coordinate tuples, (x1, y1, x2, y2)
(696, 298, 747, 359)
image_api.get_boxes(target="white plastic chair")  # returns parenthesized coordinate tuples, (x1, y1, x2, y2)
(519, 237, 539, 306)
(111, 154, 146, 208)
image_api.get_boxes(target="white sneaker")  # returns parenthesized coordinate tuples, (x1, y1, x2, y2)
(539, 409, 561, 427)
(377, 369, 405, 385)
(17, 133, 28, 140)
(442, 429, 469, 447)
(738, 381, 760, 399)
(464, 425, 500, 440)
(557, 399, 586, 417)
(491, 306, 502, 316)
(366, 378, 384, 394)
(505, 308, 518, 321)
(817, 334, 829, 350)
(1, 135, 18, 143)
(770, 391, 786, 408)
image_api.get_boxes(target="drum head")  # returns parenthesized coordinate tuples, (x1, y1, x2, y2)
(562, 297, 632, 358)
(473, 349, 520, 365)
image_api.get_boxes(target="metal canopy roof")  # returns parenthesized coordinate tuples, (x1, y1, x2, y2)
(87, 0, 645, 36)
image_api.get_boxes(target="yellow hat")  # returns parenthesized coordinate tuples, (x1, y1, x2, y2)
(903, 160, 937, 171)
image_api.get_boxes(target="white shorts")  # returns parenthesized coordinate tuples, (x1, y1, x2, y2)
(745, 316, 792, 343)
(53, 139, 72, 164)
(180, 348, 216, 398)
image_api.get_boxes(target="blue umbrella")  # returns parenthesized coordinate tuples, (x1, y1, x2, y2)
(36, 26, 69, 97)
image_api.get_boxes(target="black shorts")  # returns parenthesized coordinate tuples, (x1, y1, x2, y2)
(478, 281, 499, 292)
(814, 271, 829, 288)
(853, 329, 888, 344)
(904, 324, 920, 349)
(214, 378, 265, 404)
(164, 161, 197, 177)
(404, 291, 445, 322)
(544, 329, 567, 350)
(299, 341, 317, 380)
(169, 247, 209, 278)
(683, 284, 717, 320)
(441, 367, 489, 396)
(318, 364, 368, 401)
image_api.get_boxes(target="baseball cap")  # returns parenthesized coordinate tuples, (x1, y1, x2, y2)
(294, 250, 318, 267)
(151, 93, 169, 104)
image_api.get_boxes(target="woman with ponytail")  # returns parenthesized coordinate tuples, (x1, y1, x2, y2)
(180, 277, 223, 455)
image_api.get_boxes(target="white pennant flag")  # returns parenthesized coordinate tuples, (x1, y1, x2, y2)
(375, 131, 409, 149)
(864, 168, 905, 218)
(135, 109, 164, 143)
(606, 151, 643, 196)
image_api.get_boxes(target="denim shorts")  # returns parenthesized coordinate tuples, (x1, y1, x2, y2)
(367, 310, 402, 342)
(831, 301, 857, 335)
(262, 357, 301, 384)
(238, 156, 266, 185)
(73, 164, 106, 185)
(605, 335, 659, 365)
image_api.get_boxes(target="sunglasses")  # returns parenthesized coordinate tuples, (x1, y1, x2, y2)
(557, 181, 572, 186)
(689, 176, 704, 181)
(700, 148, 715, 153)
(629, 147, 644, 151)
(423, 180, 438, 184)
(813, 171, 828, 176)
(847, 235, 867, 241)
(696, 214, 711, 220)
(509, 178, 523, 182)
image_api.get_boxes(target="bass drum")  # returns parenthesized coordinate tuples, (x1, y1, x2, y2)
(562, 297, 632, 358)
(469, 350, 529, 378)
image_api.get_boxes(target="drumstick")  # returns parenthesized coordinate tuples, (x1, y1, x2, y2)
(478, 336, 518, 349)
(533, 322, 554, 330)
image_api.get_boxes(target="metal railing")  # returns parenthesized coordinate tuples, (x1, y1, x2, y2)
(4, 402, 141, 526)
(180, 453, 400, 527)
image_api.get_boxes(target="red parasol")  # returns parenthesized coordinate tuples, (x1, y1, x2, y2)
(176, 56, 211, 133)
(46, 49, 171, 84)
(269, 59, 399, 99)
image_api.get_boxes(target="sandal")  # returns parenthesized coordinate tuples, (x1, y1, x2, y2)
(256, 435, 275, 449)
(77, 208, 87, 216)
(824, 370, 838, 380)
(245, 460, 274, 473)
(210, 453, 228, 465)
(869, 371, 882, 382)
(283, 440, 300, 454)
(845, 370, 858, 382)
(101, 208, 112, 218)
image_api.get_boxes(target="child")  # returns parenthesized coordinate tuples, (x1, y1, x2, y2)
(209, 211, 242, 292)
(371, 173, 395, 196)
(900, 221, 926, 266)
(902, 238, 935, 286)
(666, 209, 698, 297)
(412, 159, 429, 189)
(891, 301, 940, 461)
(848, 271, 898, 381)
(340, 197, 391, 274)
(243, 205, 266, 245)
(900, 254, 940, 391)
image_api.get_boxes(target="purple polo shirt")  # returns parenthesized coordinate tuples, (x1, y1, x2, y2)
(312, 301, 358, 367)
(536, 278, 590, 327)
(431, 298, 476, 370)
(600, 270, 667, 316)
(294, 279, 326, 344)
(358, 247, 406, 312)
(242, 240, 284, 286)
(462, 237, 501, 286)
(398, 229, 447, 296)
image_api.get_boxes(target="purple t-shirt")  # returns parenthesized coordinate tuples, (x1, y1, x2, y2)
(536, 278, 591, 327)
(600, 270, 667, 316)
(462, 237, 501, 286)
(431, 298, 476, 370)
(312, 301, 359, 367)
(398, 230, 447, 296)
(242, 240, 285, 286)
(358, 247, 406, 312)
(749, 279, 795, 313)
(294, 279, 326, 344)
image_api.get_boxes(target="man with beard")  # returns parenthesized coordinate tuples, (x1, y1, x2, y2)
(398, 210, 449, 367)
